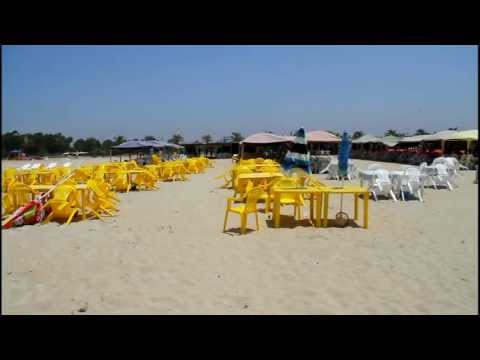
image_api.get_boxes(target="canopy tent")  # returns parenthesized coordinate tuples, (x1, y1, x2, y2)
(306, 130, 340, 142)
(380, 135, 401, 147)
(423, 130, 458, 141)
(398, 134, 431, 143)
(112, 139, 183, 149)
(444, 129, 478, 141)
(240, 132, 290, 144)
(351, 134, 382, 144)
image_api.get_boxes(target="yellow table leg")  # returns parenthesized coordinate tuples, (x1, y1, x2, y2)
(81, 189, 86, 220)
(309, 193, 314, 222)
(315, 192, 323, 228)
(323, 193, 329, 227)
(364, 192, 369, 229)
(354, 193, 358, 220)
(274, 192, 280, 228)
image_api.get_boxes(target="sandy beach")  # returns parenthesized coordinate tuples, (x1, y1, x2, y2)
(1, 157, 477, 314)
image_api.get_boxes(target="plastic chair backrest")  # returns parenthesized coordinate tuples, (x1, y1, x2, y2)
(20, 164, 32, 170)
(245, 187, 264, 212)
(435, 163, 449, 176)
(405, 167, 421, 182)
(375, 169, 391, 183)
(47, 163, 57, 169)
(367, 163, 382, 171)
(53, 185, 76, 202)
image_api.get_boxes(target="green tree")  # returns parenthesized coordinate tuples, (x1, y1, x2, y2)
(144, 135, 156, 141)
(384, 129, 400, 137)
(201, 134, 212, 144)
(231, 132, 244, 142)
(352, 131, 364, 139)
(113, 136, 126, 145)
(102, 139, 114, 150)
(415, 129, 429, 135)
(168, 134, 184, 144)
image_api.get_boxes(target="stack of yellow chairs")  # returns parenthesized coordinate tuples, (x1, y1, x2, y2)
(44, 184, 88, 225)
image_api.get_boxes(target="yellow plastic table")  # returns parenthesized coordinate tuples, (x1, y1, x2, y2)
(320, 185, 370, 228)
(271, 186, 323, 228)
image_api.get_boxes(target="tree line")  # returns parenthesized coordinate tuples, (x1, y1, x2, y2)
(2, 131, 246, 157)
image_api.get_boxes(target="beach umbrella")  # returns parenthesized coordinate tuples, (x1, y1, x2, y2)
(337, 131, 350, 179)
(336, 131, 350, 227)
(281, 127, 311, 175)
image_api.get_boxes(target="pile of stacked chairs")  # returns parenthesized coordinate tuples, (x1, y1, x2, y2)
(215, 157, 281, 191)
(2, 156, 214, 225)
(2, 161, 119, 224)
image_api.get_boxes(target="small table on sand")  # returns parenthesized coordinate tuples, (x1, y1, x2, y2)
(320, 185, 370, 228)
(237, 172, 284, 185)
(271, 186, 323, 228)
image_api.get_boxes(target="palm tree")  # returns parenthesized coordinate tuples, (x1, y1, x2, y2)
(415, 129, 429, 135)
(201, 134, 212, 144)
(231, 132, 244, 142)
(168, 134, 184, 144)
(384, 129, 399, 137)
(113, 136, 126, 145)
(352, 131, 364, 139)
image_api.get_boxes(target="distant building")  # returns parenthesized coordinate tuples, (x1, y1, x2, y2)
(181, 142, 240, 158)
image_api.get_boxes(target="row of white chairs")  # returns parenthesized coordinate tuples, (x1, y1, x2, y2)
(362, 158, 464, 202)
(17, 162, 72, 170)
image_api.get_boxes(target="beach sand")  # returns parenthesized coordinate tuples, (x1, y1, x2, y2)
(2, 157, 477, 314)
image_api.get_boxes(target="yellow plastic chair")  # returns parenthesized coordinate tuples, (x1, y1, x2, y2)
(44, 185, 82, 225)
(132, 170, 158, 190)
(85, 180, 118, 217)
(2, 168, 17, 192)
(111, 171, 131, 193)
(223, 186, 265, 234)
(272, 178, 305, 220)
(215, 170, 233, 188)
(255, 158, 265, 164)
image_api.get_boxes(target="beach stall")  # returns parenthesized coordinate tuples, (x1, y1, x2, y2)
(444, 129, 478, 155)
(240, 133, 291, 161)
(351, 134, 383, 159)
(111, 139, 182, 163)
(421, 130, 458, 158)
(305, 130, 340, 155)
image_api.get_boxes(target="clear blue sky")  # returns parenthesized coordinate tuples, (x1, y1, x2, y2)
(2, 45, 477, 142)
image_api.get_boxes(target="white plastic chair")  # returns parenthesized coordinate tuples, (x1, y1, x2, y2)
(46, 162, 57, 169)
(367, 163, 382, 171)
(399, 167, 424, 202)
(370, 169, 397, 201)
(30, 163, 42, 170)
(434, 164, 454, 191)
(20, 164, 32, 170)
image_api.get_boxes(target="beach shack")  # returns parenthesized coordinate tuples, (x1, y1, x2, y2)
(181, 142, 239, 159)
(239, 133, 291, 161)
